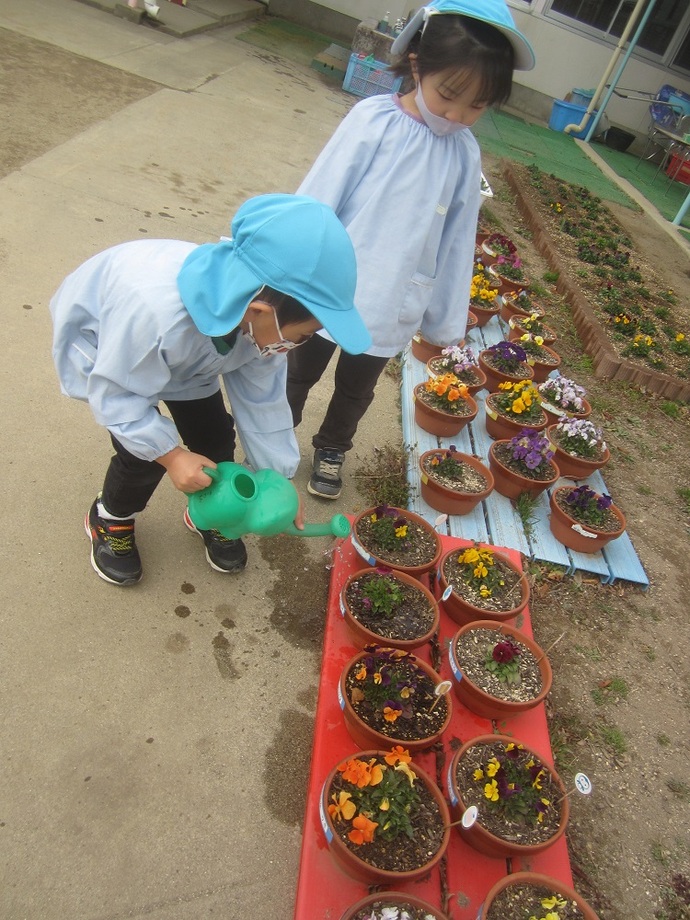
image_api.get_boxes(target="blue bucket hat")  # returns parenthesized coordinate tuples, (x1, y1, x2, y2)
(177, 194, 371, 355)
(391, 0, 535, 71)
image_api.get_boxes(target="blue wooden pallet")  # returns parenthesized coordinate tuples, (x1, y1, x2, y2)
(401, 312, 649, 587)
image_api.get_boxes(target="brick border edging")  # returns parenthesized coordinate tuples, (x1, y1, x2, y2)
(502, 161, 690, 402)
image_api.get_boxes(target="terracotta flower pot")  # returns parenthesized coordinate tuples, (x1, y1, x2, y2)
(321, 750, 451, 886)
(479, 240, 500, 266)
(469, 300, 500, 327)
(540, 396, 592, 428)
(340, 891, 451, 920)
(446, 734, 570, 859)
(549, 486, 626, 554)
(419, 450, 494, 516)
(413, 383, 478, 437)
(487, 264, 529, 297)
(525, 345, 562, 384)
(438, 547, 530, 627)
(340, 567, 440, 651)
(478, 871, 600, 920)
(448, 619, 553, 720)
(478, 351, 534, 393)
(484, 393, 547, 441)
(465, 311, 479, 335)
(488, 440, 560, 500)
(410, 334, 444, 363)
(338, 649, 453, 752)
(426, 357, 487, 395)
(351, 507, 443, 578)
(508, 318, 557, 346)
(500, 293, 545, 324)
(546, 424, 610, 478)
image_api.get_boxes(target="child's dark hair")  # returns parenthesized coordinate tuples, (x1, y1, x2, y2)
(256, 285, 312, 326)
(391, 14, 514, 107)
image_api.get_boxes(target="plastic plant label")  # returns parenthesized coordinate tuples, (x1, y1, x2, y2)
(462, 805, 478, 828)
(447, 765, 459, 805)
(442, 585, 452, 601)
(575, 772, 592, 795)
(448, 643, 463, 682)
(319, 788, 333, 843)
(351, 534, 376, 565)
(338, 595, 346, 617)
(572, 523, 597, 538)
(337, 682, 345, 711)
(435, 680, 452, 697)
(486, 406, 498, 420)
(541, 399, 565, 416)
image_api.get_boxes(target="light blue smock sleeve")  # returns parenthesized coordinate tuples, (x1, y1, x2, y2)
(220, 335, 300, 478)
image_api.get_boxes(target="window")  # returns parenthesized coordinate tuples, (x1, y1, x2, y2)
(547, 0, 690, 73)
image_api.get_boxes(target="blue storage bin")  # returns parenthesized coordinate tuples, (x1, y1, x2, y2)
(571, 88, 594, 107)
(548, 99, 598, 140)
(343, 53, 402, 98)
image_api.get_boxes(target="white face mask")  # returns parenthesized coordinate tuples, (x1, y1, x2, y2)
(415, 82, 471, 137)
(246, 320, 304, 358)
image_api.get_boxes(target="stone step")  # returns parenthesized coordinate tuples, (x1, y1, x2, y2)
(76, 0, 265, 38)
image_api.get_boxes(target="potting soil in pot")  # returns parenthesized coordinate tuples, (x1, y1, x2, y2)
(442, 553, 524, 614)
(344, 572, 436, 642)
(328, 757, 446, 872)
(346, 658, 449, 742)
(454, 739, 562, 846)
(453, 627, 542, 703)
(355, 515, 438, 568)
(486, 881, 588, 920)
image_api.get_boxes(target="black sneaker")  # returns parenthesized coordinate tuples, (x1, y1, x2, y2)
(308, 448, 345, 499)
(84, 499, 142, 586)
(183, 508, 248, 574)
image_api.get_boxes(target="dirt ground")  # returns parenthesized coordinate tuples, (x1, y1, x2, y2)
(5, 28, 689, 920)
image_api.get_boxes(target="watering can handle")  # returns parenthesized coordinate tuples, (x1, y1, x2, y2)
(202, 466, 222, 483)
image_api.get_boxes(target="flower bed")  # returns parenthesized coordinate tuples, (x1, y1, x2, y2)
(504, 162, 690, 401)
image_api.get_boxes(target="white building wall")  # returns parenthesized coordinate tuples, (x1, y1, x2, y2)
(298, 0, 690, 134)
(510, 2, 690, 133)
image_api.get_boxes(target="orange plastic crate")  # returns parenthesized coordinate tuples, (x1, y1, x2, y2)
(666, 153, 690, 185)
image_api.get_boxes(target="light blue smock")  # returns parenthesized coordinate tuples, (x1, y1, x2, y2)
(50, 239, 299, 477)
(298, 93, 482, 358)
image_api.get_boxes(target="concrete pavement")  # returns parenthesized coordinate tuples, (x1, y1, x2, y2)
(0, 2, 401, 917)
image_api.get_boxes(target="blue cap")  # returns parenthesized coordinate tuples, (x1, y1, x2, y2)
(391, 0, 535, 71)
(177, 194, 372, 355)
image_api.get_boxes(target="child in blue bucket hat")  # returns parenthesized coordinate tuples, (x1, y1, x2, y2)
(50, 194, 370, 586)
(287, 0, 535, 499)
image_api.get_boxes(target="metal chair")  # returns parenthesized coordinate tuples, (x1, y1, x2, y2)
(636, 85, 689, 177)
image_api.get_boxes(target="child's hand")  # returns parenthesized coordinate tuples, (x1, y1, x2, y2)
(157, 447, 216, 493)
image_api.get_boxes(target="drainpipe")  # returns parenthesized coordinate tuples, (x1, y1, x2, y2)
(564, 0, 650, 136)
(584, 0, 659, 141)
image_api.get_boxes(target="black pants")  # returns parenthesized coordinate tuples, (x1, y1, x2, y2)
(101, 390, 236, 517)
(286, 335, 389, 454)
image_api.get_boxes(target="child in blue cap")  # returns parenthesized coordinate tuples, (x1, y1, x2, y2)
(287, 0, 535, 499)
(50, 194, 370, 586)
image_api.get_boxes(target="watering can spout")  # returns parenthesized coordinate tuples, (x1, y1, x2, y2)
(282, 515, 351, 539)
(186, 463, 351, 541)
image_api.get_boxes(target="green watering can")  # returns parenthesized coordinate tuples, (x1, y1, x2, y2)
(186, 462, 351, 541)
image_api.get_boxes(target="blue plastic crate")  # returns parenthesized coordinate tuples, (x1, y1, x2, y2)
(343, 53, 402, 98)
